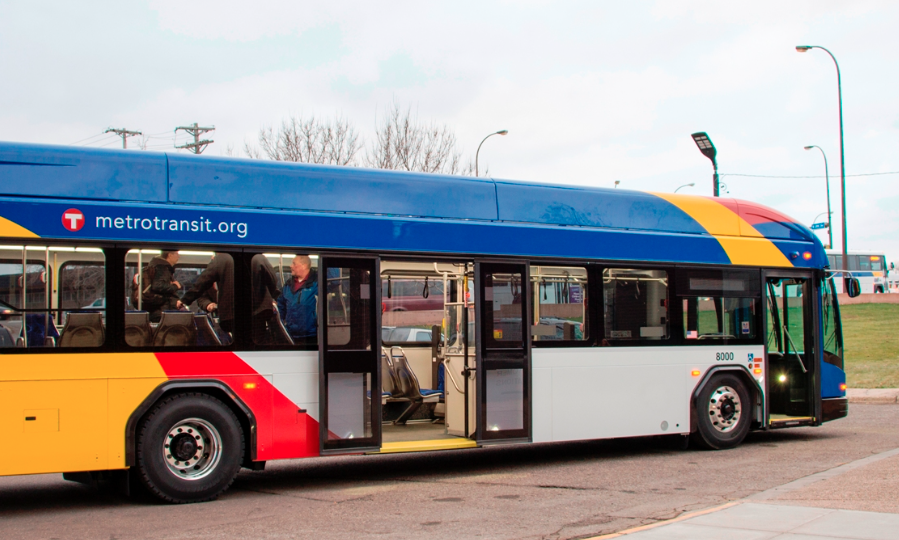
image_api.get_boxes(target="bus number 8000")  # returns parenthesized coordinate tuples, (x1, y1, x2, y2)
(716, 352, 734, 361)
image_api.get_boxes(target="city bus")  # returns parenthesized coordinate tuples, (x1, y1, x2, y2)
(826, 250, 889, 294)
(0, 141, 852, 504)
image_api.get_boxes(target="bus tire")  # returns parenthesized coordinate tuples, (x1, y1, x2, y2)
(691, 373, 751, 450)
(136, 392, 244, 503)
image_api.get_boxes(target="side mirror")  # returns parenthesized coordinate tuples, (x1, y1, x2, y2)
(847, 277, 862, 298)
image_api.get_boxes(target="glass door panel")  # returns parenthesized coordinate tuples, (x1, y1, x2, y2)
(476, 262, 530, 442)
(319, 257, 380, 453)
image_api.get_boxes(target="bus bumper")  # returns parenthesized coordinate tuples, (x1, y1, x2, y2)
(822, 397, 849, 422)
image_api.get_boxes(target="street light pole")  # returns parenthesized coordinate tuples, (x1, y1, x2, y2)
(797, 45, 847, 275)
(475, 130, 508, 177)
(804, 145, 833, 248)
(690, 132, 719, 196)
(674, 183, 695, 193)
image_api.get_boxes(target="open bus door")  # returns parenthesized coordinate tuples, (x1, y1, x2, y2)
(764, 271, 817, 426)
(319, 256, 382, 454)
(475, 262, 531, 443)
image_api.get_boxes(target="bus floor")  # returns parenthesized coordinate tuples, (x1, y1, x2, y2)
(381, 420, 460, 443)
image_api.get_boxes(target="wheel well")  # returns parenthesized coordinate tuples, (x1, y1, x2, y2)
(690, 367, 762, 433)
(126, 381, 256, 469)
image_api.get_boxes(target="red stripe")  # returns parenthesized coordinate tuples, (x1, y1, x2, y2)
(155, 352, 320, 460)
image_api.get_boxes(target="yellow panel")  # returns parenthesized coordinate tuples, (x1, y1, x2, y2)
(108, 377, 168, 468)
(0, 215, 39, 239)
(1, 352, 167, 382)
(0, 380, 108, 476)
(23, 409, 58, 433)
(0, 353, 168, 475)
(652, 193, 793, 267)
(372, 439, 478, 454)
(717, 237, 793, 267)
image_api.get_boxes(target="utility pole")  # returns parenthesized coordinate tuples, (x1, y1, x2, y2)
(105, 127, 142, 149)
(174, 123, 215, 154)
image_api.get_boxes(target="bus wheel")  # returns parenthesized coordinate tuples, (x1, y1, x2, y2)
(136, 393, 244, 503)
(691, 374, 751, 450)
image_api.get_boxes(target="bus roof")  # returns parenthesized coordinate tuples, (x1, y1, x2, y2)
(0, 141, 824, 268)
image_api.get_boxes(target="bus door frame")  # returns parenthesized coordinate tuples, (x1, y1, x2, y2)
(474, 260, 532, 444)
(762, 268, 822, 424)
(318, 255, 382, 455)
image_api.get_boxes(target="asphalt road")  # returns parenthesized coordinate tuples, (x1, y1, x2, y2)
(2, 404, 898, 540)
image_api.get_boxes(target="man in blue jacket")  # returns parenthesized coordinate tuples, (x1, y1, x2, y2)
(277, 255, 318, 345)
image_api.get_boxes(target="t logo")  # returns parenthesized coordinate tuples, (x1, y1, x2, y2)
(62, 209, 85, 232)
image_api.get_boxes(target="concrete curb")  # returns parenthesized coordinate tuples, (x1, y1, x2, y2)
(847, 388, 899, 404)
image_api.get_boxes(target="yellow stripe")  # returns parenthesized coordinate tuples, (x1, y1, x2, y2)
(0, 353, 168, 476)
(1, 352, 167, 381)
(0, 215, 39, 238)
(372, 439, 478, 454)
(652, 193, 792, 267)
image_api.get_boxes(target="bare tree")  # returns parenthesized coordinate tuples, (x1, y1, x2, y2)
(245, 115, 361, 166)
(366, 102, 473, 175)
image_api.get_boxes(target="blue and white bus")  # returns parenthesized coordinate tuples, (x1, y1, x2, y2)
(826, 250, 889, 294)
(0, 141, 851, 503)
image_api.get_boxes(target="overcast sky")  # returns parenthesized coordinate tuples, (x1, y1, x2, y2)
(2, 1, 897, 262)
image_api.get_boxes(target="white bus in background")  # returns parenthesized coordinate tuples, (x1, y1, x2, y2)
(826, 250, 889, 293)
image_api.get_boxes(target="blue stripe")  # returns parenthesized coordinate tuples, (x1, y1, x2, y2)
(0, 198, 733, 265)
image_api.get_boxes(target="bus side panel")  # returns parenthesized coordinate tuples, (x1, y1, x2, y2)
(0, 379, 108, 476)
(532, 345, 764, 443)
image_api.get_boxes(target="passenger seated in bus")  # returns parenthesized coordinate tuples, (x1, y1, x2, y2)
(180, 253, 235, 334)
(251, 254, 281, 344)
(277, 255, 318, 345)
(140, 251, 183, 323)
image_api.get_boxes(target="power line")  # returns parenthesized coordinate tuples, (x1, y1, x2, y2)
(70, 132, 113, 145)
(721, 171, 899, 179)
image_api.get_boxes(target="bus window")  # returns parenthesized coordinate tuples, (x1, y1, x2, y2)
(0, 245, 106, 348)
(256, 253, 319, 348)
(603, 268, 668, 342)
(858, 256, 871, 272)
(125, 249, 231, 348)
(530, 265, 588, 342)
(682, 297, 757, 341)
(870, 256, 884, 272)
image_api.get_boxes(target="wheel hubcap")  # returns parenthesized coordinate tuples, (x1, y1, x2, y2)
(163, 418, 222, 480)
(707, 386, 742, 433)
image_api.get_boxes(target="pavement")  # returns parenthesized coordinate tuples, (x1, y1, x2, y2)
(848, 388, 899, 404)
(589, 393, 899, 540)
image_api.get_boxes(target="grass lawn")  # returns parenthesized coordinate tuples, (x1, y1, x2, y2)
(841, 304, 899, 388)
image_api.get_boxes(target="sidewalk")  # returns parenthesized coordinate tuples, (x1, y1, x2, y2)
(590, 443, 899, 540)
(848, 388, 899, 404)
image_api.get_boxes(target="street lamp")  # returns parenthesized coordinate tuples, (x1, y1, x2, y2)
(797, 44, 847, 276)
(674, 183, 695, 193)
(691, 132, 720, 196)
(475, 130, 508, 177)
(804, 145, 833, 249)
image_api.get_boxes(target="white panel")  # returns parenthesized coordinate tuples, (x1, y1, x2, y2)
(273, 373, 318, 409)
(236, 351, 318, 374)
(531, 345, 764, 443)
(552, 364, 687, 441)
(238, 351, 320, 420)
(399, 347, 435, 389)
(531, 367, 553, 443)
